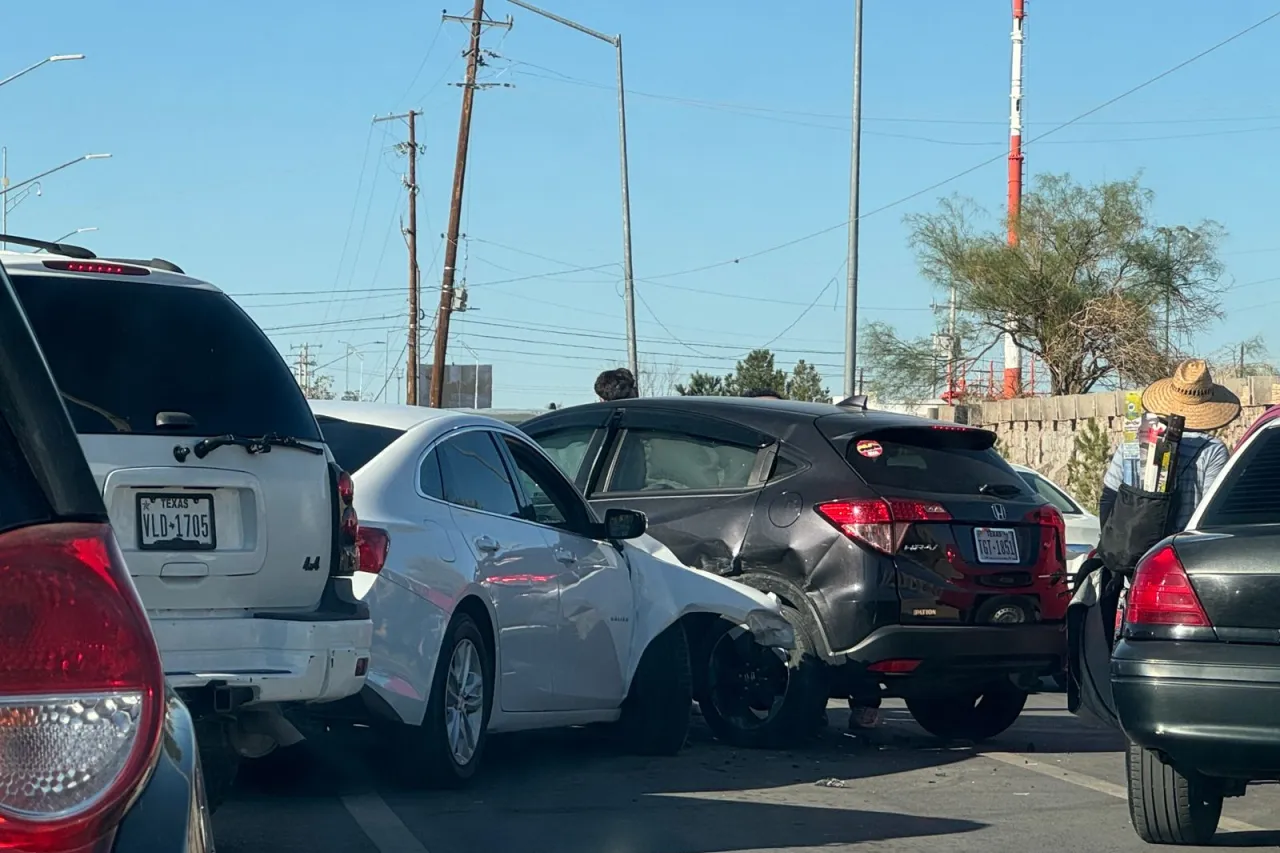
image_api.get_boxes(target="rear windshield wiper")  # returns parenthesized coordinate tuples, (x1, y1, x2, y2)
(979, 483, 1023, 498)
(193, 432, 324, 459)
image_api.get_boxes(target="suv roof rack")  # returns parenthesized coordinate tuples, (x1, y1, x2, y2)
(835, 394, 869, 410)
(101, 257, 185, 275)
(0, 234, 96, 260)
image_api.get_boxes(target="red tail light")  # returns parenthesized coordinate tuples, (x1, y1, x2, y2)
(1125, 544, 1211, 628)
(340, 506, 359, 542)
(867, 658, 921, 673)
(0, 522, 164, 852)
(1027, 504, 1066, 562)
(356, 526, 390, 574)
(816, 498, 951, 555)
(337, 470, 354, 507)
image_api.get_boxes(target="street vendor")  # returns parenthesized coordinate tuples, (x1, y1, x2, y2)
(1098, 358, 1239, 533)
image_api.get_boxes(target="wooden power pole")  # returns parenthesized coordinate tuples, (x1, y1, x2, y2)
(431, 0, 510, 408)
(374, 109, 423, 404)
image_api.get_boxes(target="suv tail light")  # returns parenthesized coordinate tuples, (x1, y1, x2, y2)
(356, 526, 389, 574)
(1125, 544, 1211, 628)
(1027, 504, 1066, 562)
(328, 462, 358, 577)
(0, 522, 164, 852)
(816, 498, 951, 555)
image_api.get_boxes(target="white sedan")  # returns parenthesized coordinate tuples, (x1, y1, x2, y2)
(1011, 463, 1100, 579)
(309, 400, 795, 785)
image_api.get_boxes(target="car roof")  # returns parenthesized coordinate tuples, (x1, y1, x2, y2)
(0, 250, 220, 292)
(308, 399, 527, 433)
(535, 396, 983, 437)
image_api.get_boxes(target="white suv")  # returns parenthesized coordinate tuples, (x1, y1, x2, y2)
(3, 238, 373, 809)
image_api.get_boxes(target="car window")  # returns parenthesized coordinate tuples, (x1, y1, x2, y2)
(0, 415, 50, 535)
(436, 430, 521, 517)
(532, 426, 596, 480)
(607, 429, 758, 493)
(419, 448, 444, 500)
(1200, 427, 1280, 527)
(844, 427, 1030, 497)
(1018, 471, 1080, 514)
(772, 456, 798, 478)
(315, 417, 405, 473)
(500, 436, 589, 532)
(12, 274, 320, 439)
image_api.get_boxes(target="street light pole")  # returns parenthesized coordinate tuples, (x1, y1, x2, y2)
(844, 0, 864, 398)
(0, 154, 112, 201)
(44, 227, 97, 246)
(0, 54, 84, 89)
(506, 0, 637, 378)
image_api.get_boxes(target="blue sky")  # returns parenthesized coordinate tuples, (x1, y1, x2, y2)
(6, 1, 1280, 408)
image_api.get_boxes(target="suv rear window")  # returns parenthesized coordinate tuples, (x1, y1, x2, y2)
(843, 427, 1030, 497)
(12, 274, 321, 439)
(1199, 427, 1280, 527)
(316, 417, 405, 473)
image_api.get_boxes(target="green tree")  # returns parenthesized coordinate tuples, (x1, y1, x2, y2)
(302, 374, 335, 400)
(785, 359, 830, 402)
(726, 349, 786, 396)
(867, 174, 1225, 399)
(675, 371, 728, 396)
(1066, 418, 1112, 514)
(341, 389, 361, 401)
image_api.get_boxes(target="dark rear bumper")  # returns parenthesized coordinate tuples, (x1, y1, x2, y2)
(112, 690, 215, 852)
(836, 623, 1065, 677)
(1112, 638, 1280, 779)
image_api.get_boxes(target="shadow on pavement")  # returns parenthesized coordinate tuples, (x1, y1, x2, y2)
(1213, 830, 1280, 848)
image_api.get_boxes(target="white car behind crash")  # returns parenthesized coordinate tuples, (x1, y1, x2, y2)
(308, 401, 795, 785)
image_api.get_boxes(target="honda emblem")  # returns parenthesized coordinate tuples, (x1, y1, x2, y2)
(991, 504, 1007, 521)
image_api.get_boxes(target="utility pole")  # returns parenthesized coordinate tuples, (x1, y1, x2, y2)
(843, 0, 864, 398)
(1002, 0, 1027, 399)
(432, 0, 512, 408)
(374, 110, 423, 404)
(291, 343, 320, 395)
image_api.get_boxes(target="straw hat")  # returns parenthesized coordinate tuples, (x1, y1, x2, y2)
(1141, 358, 1241, 432)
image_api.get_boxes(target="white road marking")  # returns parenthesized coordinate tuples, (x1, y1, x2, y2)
(984, 752, 1264, 834)
(342, 793, 430, 853)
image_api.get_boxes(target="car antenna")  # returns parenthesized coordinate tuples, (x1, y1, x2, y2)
(836, 395, 868, 410)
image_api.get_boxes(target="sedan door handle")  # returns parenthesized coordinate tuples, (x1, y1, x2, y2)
(474, 536, 500, 553)
(553, 548, 577, 565)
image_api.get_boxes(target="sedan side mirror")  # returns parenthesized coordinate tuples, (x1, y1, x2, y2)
(600, 507, 646, 540)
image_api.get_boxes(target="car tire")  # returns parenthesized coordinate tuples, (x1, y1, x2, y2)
(1126, 741, 1222, 846)
(399, 612, 493, 788)
(194, 717, 240, 814)
(616, 621, 693, 756)
(698, 605, 830, 749)
(905, 681, 1028, 741)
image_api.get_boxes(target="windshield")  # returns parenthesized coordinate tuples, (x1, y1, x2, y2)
(12, 274, 320, 439)
(315, 416, 405, 472)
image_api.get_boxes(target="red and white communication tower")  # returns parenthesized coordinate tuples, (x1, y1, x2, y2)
(1002, 0, 1026, 398)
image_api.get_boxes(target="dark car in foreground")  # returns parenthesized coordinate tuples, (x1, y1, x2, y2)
(521, 397, 1069, 747)
(0, 257, 213, 852)
(1113, 414, 1280, 846)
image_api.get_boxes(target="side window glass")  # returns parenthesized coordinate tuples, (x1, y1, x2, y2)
(501, 436, 585, 530)
(436, 431, 521, 517)
(418, 448, 444, 500)
(608, 429, 758, 493)
(531, 426, 596, 480)
(771, 456, 798, 479)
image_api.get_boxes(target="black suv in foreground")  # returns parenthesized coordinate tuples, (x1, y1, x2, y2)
(0, 258, 213, 850)
(1113, 415, 1280, 845)
(522, 397, 1069, 747)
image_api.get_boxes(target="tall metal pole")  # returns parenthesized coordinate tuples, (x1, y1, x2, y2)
(615, 37, 638, 378)
(504, 0, 635, 376)
(1002, 0, 1026, 398)
(843, 0, 864, 398)
(434, 0, 510, 408)
(406, 111, 420, 405)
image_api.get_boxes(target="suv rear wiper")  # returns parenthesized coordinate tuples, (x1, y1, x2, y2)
(979, 483, 1023, 498)
(192, 432, 325, 459)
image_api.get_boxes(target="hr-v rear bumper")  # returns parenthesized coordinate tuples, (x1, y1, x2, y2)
(152, 611, 372, 705)
(834, 623, 1065, 679)
(1113, 638, 1280, 779)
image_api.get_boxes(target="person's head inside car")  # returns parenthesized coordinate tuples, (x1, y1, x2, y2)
(595, 367, 638, 402)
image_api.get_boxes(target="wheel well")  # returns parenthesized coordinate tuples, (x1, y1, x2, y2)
(454, 594, 496, 672)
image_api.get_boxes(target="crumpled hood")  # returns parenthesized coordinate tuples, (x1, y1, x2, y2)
(619, 533, 784, 682)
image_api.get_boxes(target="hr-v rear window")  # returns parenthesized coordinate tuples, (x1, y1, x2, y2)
(1199, 427, 1280, 527)
(12, 274, 320, 439)
(843, 426, 1031, 497)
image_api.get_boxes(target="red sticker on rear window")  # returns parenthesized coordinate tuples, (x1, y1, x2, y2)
(856, 440, 883, 458)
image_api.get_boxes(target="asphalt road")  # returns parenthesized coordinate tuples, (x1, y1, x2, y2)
(212, 692, 1280, 852)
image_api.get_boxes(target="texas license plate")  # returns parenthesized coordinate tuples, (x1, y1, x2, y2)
(137, 493, 216, 550)
(974, 527, 1019, 564)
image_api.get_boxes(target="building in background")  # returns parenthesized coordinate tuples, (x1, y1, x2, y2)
(418, 363, 493, 409)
